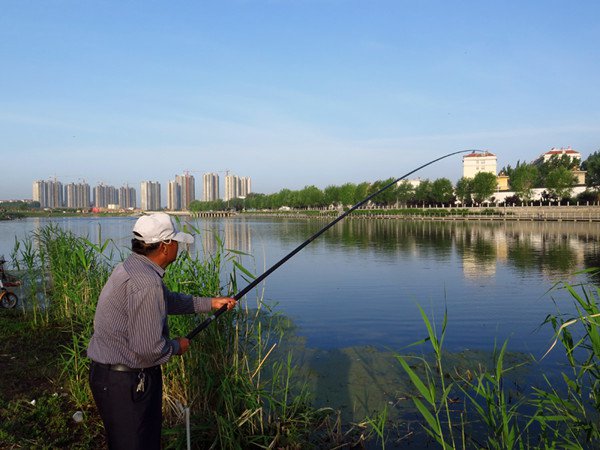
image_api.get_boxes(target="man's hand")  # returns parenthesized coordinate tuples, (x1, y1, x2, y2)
(176, 337, 190, 355)
(211, 297, 237, 310)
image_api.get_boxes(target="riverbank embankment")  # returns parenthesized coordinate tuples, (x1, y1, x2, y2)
(237, 205, 600, 222)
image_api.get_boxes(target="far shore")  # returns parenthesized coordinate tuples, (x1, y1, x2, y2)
(4, 203, 600, 223)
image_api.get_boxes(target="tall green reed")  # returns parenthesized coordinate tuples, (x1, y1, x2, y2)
(457, 341, 529, 450)
(532, 274, 600, 448)
(395, 305, 461, 449)
(396, 274, 600, 449)
(160, 224, 328, 448)
(11, 235, 47, 324)
(11, 221, 372, 448)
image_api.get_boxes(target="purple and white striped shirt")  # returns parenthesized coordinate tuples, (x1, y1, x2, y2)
(87, 252, 212, 368)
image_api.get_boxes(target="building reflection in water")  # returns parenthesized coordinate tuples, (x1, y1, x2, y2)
(456, 221, 590, 280)
(194, 217, 598, 283)
(300, 218, 598, 282)
(199, 218, 252, 256)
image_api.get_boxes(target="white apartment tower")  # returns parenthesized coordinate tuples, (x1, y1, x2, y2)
(203, 173, 219, 202)
(239, 176, 251, 197)
(65, 182, 91, 209)
(119, 184, 136, 209)
(167, 180, 180, 211)
(462, 151, 497, 178)
(140, 181, 161, 211)
(172, 172, 195, 210)
(32, 179, 64, 208)
(94, 183, 119, 208)
(224, 174, 252, 201)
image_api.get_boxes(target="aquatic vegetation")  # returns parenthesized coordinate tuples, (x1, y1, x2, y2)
(396, 275, 600, 449)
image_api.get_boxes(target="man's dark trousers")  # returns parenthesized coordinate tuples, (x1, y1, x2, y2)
(89, 362, 163, 450)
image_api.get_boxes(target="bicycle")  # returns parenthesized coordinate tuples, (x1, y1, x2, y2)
(0, 256, 20, 309)
(1, 282, 18, 309)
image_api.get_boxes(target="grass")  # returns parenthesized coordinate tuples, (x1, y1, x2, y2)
(0, 309, 105, 448)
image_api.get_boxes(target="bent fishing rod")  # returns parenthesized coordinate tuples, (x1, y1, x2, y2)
(187, 149, 476, 340)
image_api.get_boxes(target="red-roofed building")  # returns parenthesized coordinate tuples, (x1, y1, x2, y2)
(539, 146, 581, 163)
(462, 151, 497, 178)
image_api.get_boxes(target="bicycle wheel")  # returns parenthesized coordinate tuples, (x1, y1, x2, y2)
(1, 292, 18, 309)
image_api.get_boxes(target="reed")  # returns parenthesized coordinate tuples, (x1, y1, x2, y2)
(395, 305, 461, 449)
(161, 228, 324, 448)
(396, 275, 600, 449)
(532, 274, 600, 447)
(12, 224, 340, 448)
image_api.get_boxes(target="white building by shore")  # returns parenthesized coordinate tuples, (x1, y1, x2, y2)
(463, 151, 497, 178)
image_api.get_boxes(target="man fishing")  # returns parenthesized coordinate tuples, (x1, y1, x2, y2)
(87, 212, 236, 449)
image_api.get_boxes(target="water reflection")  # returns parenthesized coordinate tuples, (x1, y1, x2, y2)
(198, 218, 253, 256)
(197, 218, 600, 282)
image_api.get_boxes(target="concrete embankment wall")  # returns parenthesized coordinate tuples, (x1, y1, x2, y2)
(241, 205, 600, 222)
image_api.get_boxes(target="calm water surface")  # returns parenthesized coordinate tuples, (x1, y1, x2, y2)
(2, 216, 598, 356)
(2, 215, 599, 430)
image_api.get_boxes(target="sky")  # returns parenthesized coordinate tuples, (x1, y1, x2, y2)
(1, 0, 600, 201)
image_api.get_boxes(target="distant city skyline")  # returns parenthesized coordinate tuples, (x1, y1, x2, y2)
(1, 2, 599, 200)
(30, 172, 254, 209)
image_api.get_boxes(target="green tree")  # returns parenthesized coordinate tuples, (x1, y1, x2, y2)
(545, 167, 577, 200)
(354, 182, 371, 204)
(396, 180, 415, 206)
(471, 172, 497, 204)
(339, 183, 357, 206)
(537, 154, 579, 187)
(324, 185, 340, 206)
(298, 185, 325, 208)
(431, 178, 454, 205)
(510, 163, 539, 202)
(582, 150, 600, 189)
(414, 179, 433, 205)
(245, 193, 266, 210)
(374, 177, 398, 206)
(455, 177, 473, 205)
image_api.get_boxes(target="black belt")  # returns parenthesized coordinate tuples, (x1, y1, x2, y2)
(91, 361, 159, 373)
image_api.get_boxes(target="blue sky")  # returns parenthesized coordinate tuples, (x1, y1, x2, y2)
(1, 0, 599, 201)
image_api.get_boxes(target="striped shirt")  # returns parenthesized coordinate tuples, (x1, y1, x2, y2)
(87, 252, 212, 368)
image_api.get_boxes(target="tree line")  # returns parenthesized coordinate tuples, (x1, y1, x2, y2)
(189, 151, 600, 212)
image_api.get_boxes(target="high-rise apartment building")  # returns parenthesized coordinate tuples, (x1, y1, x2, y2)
(167, 180, 180, 211)
(32, 179, 64, 209)
(239, 176, 251, 198)
(94, 183, 119, 208)
(168, 172, 195, 210)
(140, 181, 161, 211)
(32, 181, 44, 206)
(224, 174, 252, 201)
(203, 173, 219, 202)
(65, 182, 91, 209)
(119, 184, 136, 209)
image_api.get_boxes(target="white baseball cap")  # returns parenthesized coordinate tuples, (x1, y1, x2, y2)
(132, 213, 194, 244)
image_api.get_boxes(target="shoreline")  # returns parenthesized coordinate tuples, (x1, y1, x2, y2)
(234, 204, 600, 222)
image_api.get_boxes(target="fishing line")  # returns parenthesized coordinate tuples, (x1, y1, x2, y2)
(187, 149, 478, 339)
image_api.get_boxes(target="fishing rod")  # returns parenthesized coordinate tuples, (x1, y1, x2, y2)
(187, 149, 477, 340)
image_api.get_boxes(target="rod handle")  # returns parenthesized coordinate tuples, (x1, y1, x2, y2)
(186, 304, 228, 340)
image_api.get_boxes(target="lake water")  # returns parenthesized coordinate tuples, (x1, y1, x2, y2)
(2, 216, 599, 431)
